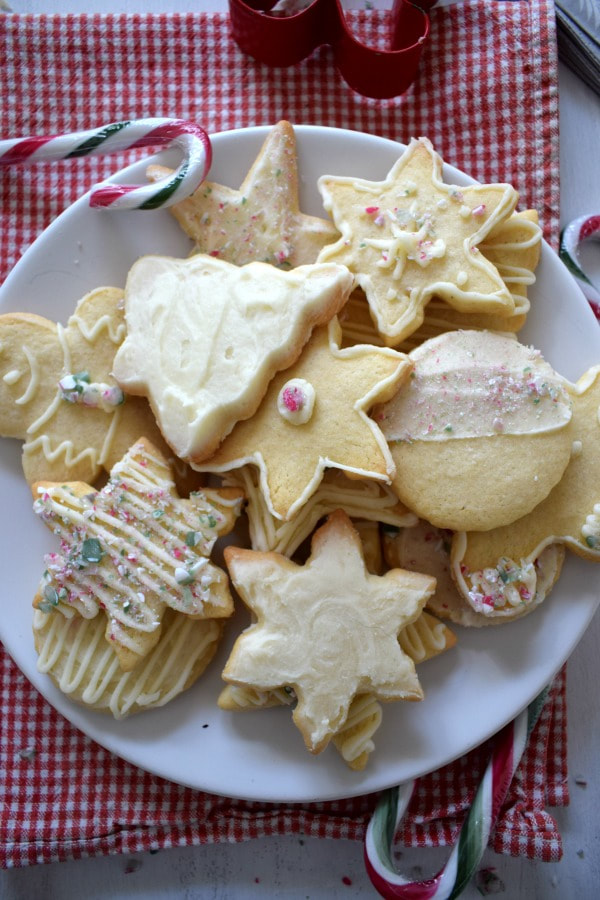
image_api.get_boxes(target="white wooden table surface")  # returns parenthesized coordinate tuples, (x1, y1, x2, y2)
(1, 2, 600, 897)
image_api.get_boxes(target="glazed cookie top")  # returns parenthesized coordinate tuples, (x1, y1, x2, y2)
(222, 510, 435, 754)
(112, 254, 353, 462)
(380, 329, 572, 444)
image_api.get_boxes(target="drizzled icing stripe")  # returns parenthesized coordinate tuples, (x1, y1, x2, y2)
(226, 466, 416, 556)
(333, 694, 382, 765)
(70, 313, 127, 345)
(34, 441, 230, 653)
(14, 345, 40, 405)
(34, 608, 220, 718)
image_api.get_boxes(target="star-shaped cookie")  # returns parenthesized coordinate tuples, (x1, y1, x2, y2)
(451, 366, 600, 619)
(197, 319, 412, 520)
(317, 136, 519, 345)
(147, 120, 339, 267)
(222, 509, 435, 754)
(0, 286, 196, 490)
(33, 437, 242, 671)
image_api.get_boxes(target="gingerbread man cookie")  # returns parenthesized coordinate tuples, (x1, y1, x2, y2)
(0, 287, 177, 487)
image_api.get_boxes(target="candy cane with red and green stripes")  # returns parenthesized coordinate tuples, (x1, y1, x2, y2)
(0, 118, 211, 210)
(559, 214, 600, 318)
(364, 687, 550, 899)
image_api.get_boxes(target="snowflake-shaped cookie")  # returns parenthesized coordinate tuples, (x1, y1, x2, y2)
(223, 509, 435, 753)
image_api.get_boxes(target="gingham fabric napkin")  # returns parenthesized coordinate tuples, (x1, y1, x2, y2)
(0, 0, 568, 869)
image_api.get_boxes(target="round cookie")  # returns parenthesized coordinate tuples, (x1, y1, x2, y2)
(377, 330, 574, 531)
(34, 606, 223, 719)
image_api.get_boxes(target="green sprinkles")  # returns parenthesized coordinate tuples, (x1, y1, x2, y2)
(81, 537, 104, 564)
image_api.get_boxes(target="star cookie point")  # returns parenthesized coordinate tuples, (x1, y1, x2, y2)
(147, 120, 339, 267)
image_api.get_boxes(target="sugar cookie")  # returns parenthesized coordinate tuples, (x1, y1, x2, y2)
(384, 519, 565, 626)
(33, 437, 242, 671)
(317, 137, 519, 345)
(222, 509, 435, 754)
(33, 606, 223, 718)
(0, 286, 187, 487)
(147, 120, 338, 267)
(112, 254, 353, 463)
(198, 319, 412, 520)
(451, 366, 600, 619)
(377, 330, 574, 531)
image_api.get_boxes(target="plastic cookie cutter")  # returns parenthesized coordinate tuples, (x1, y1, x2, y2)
(560, 214, 600, 320)
(364, 687, 550, 899)
(228, 0, 439, 99)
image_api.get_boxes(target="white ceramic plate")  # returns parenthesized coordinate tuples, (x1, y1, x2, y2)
(1, 126, 599, 803)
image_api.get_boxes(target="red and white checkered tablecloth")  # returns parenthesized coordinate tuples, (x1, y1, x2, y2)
(0, 0, 568, 870)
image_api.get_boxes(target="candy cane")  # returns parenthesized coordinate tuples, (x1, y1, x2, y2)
(364, 687, 550, 899)
(559, 214, 600, 319)
(0, 118, 212, 210)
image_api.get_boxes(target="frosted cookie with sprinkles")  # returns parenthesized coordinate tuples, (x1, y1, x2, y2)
(384, 519, 565, 626)
(198, 319, 412, 521)
(317, 137, 519, 345)
(221, 509, 435, 755)
(112, 253, 353, 463)
(451, 366, 600, 620)
(0, 286, 185, 488)
(33, 437, 242, 672)
(147, 120, 338, 267)
(377, 329, 574, 531)
(33, 606, 224, 718)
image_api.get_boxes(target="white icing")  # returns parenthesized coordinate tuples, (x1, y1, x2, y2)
(380, 330, 572, 442)
(15, 345, 40, 405)
(581, 503, 600, 550)
(112, 254, 352, 460)
(276, 378, 315, 425)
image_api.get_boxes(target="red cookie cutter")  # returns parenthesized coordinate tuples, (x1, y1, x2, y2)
(228, 0, 439, 99)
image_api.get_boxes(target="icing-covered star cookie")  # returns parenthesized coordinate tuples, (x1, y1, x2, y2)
(377, 330, 574, 531)
(112, 253, 353, 463)
(222, 509, 435, 754)
(147, 120, 339, 267)
(451, 366, 600, 619)
(0, 287, 181, 487)
(198, 319, 412, 520)
(33, 437, 242, 671)
(317, 137, 519, 345)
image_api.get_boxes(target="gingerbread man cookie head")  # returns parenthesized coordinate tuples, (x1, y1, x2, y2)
(0, 287, 177, 487)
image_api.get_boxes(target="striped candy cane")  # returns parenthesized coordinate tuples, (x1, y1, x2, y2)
(0, 118, 212, 210)
(559, 214, 600, 318)
(364, 687, 550, 899)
